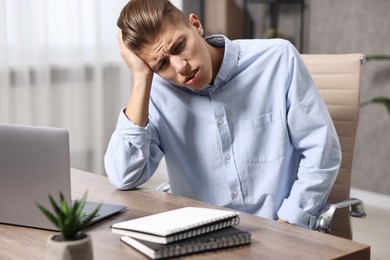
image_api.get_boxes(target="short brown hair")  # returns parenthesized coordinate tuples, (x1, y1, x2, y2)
(117, 0, 187, 52)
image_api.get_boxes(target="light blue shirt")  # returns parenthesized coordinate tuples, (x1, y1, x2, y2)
(104, 35, 341, 229)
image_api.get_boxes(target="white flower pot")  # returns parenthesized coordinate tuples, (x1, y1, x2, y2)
(46, 233, 93, 260)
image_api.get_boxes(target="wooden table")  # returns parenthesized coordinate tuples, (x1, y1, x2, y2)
(0, 169, 370, 259)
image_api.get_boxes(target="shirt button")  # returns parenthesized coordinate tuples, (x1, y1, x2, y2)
(225, 154, 231, 161)
(233, 190, 239, 197)
(217, 119, 224, 126)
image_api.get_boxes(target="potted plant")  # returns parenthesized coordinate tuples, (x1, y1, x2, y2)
(36, 191, 100, 260)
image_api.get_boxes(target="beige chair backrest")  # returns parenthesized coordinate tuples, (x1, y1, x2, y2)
(301, 54, 363, 239)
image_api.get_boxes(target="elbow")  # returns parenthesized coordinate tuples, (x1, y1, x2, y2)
(104, 159, 136, 191)
(105, 169, 130, 190)
(108, 177, 134, 191)
(104, 148, 151, 191)
(104, 162, 145, 191)
(104, 151, 132, 190)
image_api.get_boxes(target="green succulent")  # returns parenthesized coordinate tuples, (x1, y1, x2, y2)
(37, 191, 101, 241)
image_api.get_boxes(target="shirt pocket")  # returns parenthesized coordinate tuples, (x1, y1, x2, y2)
(243, 112, 287, 163)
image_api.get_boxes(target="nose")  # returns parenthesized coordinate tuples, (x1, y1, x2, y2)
(170, 56, 187, 74)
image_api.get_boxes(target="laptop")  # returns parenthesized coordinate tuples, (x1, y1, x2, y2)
(0, 123, 126, 231)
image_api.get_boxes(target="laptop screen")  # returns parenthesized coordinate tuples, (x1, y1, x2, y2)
(0, 124, 72, 230)
(0, 123, 126, 230)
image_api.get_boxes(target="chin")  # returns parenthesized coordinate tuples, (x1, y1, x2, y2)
(194, 78, 212, 89)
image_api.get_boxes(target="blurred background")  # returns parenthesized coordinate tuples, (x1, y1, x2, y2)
(0, 0, 180, 176)
(1, 0, 389, 258)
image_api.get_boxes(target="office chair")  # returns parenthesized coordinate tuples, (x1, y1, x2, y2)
(157, 53, 366, 240)
(301, 53, 366, 239)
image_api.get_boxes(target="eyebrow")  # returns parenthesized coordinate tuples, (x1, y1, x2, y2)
(168, 37, 185, 54)
(152, 36, 185, 72)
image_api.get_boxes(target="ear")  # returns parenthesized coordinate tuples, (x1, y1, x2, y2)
(188, 13, 203, 36)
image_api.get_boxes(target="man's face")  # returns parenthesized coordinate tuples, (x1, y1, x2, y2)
(138, 15, 214, 90)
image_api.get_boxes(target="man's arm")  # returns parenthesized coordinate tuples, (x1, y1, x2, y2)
(104, 31, 163, 190)
(117, 30, 153, 127)
(277, 43, 341, 229)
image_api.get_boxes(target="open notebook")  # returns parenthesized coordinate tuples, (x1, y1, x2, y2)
(0, 123, 126, 231)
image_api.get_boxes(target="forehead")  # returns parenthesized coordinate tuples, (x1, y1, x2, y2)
(138, 22, 190, 65)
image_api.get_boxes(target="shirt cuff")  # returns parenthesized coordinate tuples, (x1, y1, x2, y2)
(115, 108, 151, 149)
(277, 199, 318, 230)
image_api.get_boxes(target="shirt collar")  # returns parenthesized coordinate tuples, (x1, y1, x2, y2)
(206, 35, 238, 86)
(183, 35, 239, 95)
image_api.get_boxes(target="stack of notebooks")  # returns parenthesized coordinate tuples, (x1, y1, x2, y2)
(111, 207, 251, 259)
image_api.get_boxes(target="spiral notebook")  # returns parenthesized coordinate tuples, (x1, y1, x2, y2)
(111, 207, 240, 244)
(120, 226, 251, 259)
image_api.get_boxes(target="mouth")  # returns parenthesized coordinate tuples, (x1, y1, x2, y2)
(184, 68, 200, 85)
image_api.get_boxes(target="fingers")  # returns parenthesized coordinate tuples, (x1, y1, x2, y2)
(117, 30, 128, 56)
(116, 29, 153, 76)
(117, 29, 122, 42)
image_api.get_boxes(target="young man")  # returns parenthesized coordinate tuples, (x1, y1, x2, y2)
(105, 0, 341, 230)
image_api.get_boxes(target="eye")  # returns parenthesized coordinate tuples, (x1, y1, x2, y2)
(158, 58, 169, 71)
(172, 40, 185, 55)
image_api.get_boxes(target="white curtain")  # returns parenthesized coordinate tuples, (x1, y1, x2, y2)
(0, 0, 132, 175)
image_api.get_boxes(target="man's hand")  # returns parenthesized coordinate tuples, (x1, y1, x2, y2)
(117, 30, 154, 127)
(117, 30, 153, 79)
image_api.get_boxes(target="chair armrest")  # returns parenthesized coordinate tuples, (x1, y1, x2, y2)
(316, 198, 366, 234)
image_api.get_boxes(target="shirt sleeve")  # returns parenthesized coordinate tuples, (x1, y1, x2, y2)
(104, 108, 163, 190)
(277, 44, 342, 229)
